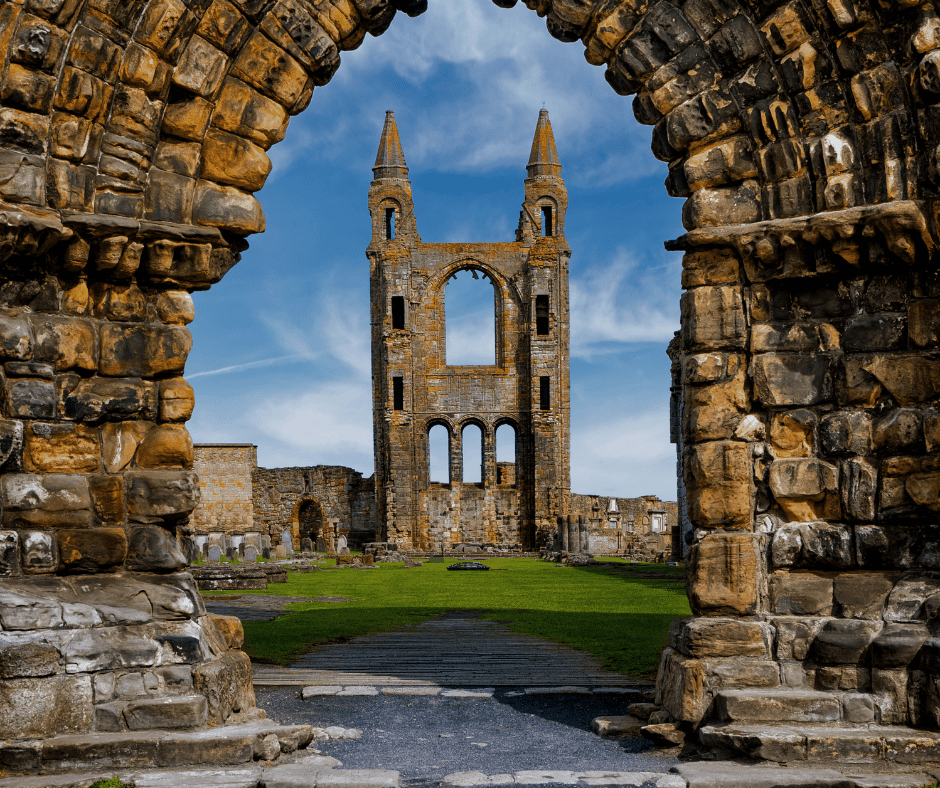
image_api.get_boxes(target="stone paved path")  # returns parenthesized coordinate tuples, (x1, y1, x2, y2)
(250, 610, 648, 687)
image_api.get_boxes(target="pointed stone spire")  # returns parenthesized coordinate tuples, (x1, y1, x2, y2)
(373, 110, 409, 180)
(527, 109, 561, 178)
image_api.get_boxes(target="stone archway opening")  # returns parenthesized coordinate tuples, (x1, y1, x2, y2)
(0, 0, 937, 773)
(297, 497, 325, 544)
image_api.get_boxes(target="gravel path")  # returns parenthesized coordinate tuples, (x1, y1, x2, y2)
(257, 687, 680, 785)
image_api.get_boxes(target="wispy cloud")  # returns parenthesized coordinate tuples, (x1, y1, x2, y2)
(188, 354, 302, 378)
(570, 249, 680, 358)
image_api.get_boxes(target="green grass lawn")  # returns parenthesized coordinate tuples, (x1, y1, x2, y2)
(212, 558, 690, 679)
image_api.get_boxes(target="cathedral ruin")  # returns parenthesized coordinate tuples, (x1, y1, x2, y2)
(368, 109, 571, 552)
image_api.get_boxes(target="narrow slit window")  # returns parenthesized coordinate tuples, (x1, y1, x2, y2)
(385, 208, 396, 240)
(535, 295, 549, 336)
(539, 376, 550, 411)
(391, 296, 405, 330)
(541, 206, 552, 237)
(393, 376, 403, 410)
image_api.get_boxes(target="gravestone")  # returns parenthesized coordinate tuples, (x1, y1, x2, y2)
(239, 543, 245, 556)
(339, 547, 350, 555)
(275, 545, 287, 560)
(316, 537, 327, 553)
(337, 535, 347, 552)
(301, 538, 313, 553)
(245, 546, 258, 563)
(262, 547, 271, 559)
(261, 536, 270, 550)
(226, 547, 236, 561)
(208, 546, 222, 562)
(202, 543, 209, 558)
(281, 530, 293, 554)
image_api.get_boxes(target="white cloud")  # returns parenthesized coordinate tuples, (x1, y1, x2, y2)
(571, 408, 676, 500)
(570, 249, 680, 357)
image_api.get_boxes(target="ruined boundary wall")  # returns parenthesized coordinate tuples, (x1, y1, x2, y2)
(192, 442, 257, 533)
(568, 493, 677, 556)
(0, 0, 936, 756)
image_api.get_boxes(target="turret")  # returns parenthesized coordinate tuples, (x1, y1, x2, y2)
(369, 110, 419, 245)
(518, 109, 567, 245)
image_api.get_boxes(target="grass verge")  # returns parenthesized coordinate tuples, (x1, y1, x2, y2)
(221, 558, 690, 678)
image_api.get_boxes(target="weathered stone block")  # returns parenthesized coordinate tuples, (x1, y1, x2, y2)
(885, 573, 940, 622)
(126, 470, 200, 518)
(4, 377, 55, 419)
(680, 286, 746, 351)
(232, 30, 307, 107)
(770, 570, 834, 615)
(687, 533, 759, 616)
(909, 299, 940, 349)
(0, 641, 59, 678)
(173, 36, 228, 98)
(123, 694, 208, 730)
(212, 77, 289, 149)
(873, 408, 924, 454)
(872, 623, 929, 669)
(23, 422, 99, 472)
(201, 128, 271, 192)
(0, 529, 18, 575)
(30, 315, 97, 372)
(19, 530, 56, 573)
(833, 571, 898, 619)
(754, 353, 834, 406)
(675, 617, 769, 658)
(770, 409, 816, 458)
(192, 649, 255, 724)
(126, 524, 188, 572)
(655, 647, 705, 724)
(863, 354, 940, 405)
(843, 315, 906, 352)
(57, 528, 127, 573)
(813, 619, 882, 664)
(101, 421, 153, 473)
(192, 179, 265, 235)
(685, 440, 751, 529)
(819, 410, 872, 455)
(0, 675, 93, 738)
(683, 364, 749, 441)
(99, 324, 192, 378)
(841, 458, 877, 522)
(64, 377, 157, 423)
(1, 473, 91, 526)
(62, 628, 160, 673)
(162, 96, 213, 141)
(701, 658, 780, 689)
(208, 613, 244, 650)
(155, 291, 195, 325)
(135, 425, 194, 469)
(771, 523, 802, 567)
(158, 378, 195, 422)
(798, 521, 853, 568)
(769, 458, 840, 522)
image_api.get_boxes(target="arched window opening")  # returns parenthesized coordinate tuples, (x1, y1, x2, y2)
(428, 424, 450, 484)
(462, 423, 483, 484)
(540, 376, 550, 410)
(541, 206, 553, 237)
(298, 499, 323, 544)
(445, 268, 496, 366)
(535, 294, 549, 336)
(391, 295, 405, 330)
(385, 207, 396, 239)
(495, 423, 516, 487)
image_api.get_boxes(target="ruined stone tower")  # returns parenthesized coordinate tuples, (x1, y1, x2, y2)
(368, 110, 571, 551)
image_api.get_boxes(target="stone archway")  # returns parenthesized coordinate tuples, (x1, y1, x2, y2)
(0, 0, 937, 765)
(296, 496, 324, 543)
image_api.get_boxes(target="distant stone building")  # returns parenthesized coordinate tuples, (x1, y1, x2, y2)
(569, 494, 678, 558)
(368, 109, 571, 551)
(192, 444, 376, 550)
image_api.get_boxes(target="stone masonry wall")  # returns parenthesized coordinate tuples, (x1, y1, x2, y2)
(192, 443, 257, 533)
(251, 465, 376, 547)
(0, 0, 938, 753)
(569, 493, 677, 556)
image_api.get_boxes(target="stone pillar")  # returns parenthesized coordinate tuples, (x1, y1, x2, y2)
(560, 515, 568, 551)
(567, 514, 578, 554)
(579, 516, 589, 553)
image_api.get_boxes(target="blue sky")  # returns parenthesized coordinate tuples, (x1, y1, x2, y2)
(186, 0, 686, 501)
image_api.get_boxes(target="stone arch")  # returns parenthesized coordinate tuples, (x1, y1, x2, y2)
(292, 494, 324, 545)
(0, 0, 939, 761)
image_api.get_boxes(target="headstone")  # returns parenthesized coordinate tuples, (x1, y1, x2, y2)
(275, 544, 287, 560)
(208, 545, 222, 562)
(239, 542, 245, 556)
(261, 536, 270, 549)
(315, 536, 326, 552)
(339, 546, 350, 555)
(202, 542, 209, 557)
(245, 546, 258, 563)
(281, 530, 293, 553)
(301, 538, 313, 553)
(337, 535, 347, 552)
(226, 547, 236, 561)
(262, 547, 271, 559)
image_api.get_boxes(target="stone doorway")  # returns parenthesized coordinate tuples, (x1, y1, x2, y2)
(298, 498, 325, 545)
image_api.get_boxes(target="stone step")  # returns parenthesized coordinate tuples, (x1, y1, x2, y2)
(674, 761, 939, 788)
(0, 720, 315, 775)
(699, 722, 940, 767)
(714, 688, 863, 724)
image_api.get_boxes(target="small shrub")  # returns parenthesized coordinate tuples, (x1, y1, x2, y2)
(90, 777, 128, 788)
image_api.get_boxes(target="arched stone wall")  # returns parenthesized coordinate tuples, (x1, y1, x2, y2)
(0, 0, 937, 761)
